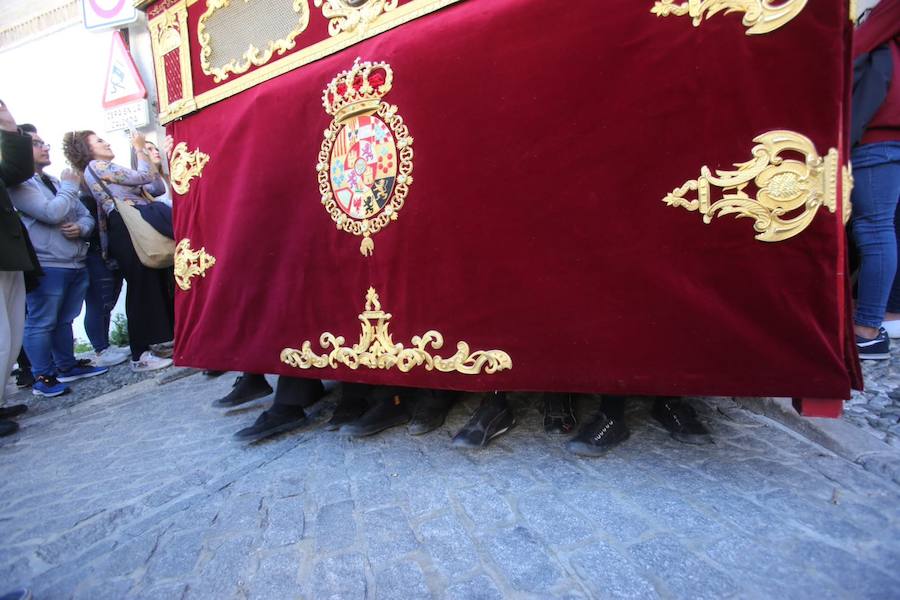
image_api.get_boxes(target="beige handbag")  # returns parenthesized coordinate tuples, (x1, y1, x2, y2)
(88, 165, 175, 269)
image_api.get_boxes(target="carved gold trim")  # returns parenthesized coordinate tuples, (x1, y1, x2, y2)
(662, 130, 841, 242)
(281, 288, 513, 374)
(317, 62, 413, 256)
(174, 239, 217, 291)
(314, 0, 398, 36)
(149, 1, 197, 123)
(198, 0, 311, 83)
(842, 163, 853, 224)
(169, 142, 210, 195)
(651, 0, 808, 34)
(150, 0, 463, 123)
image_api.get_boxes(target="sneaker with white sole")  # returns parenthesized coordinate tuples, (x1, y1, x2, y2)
(32, 375, 70, 397)
(131, 351, 173, 372)
(856, 328, 890, 360)
(91, 346, 131, 367)
(57, 364, 109, 382)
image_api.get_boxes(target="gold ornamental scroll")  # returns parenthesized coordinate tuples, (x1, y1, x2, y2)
(174, 239, 217, 291)
(281, 288, 512, 374)
(169, 143, 210, 195)
(651, 0, 809, 34)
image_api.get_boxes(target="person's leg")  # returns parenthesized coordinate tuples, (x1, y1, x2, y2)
(22, 268, 65, 378)
(566, 394, 630, 457)
(452, 390, 515, 448)
(233, 376, 324, 442)
(542, 392, 578, 434)
(883, 183, 900, 337)
(213, 373, 273, 408)
(49, 268, 88, 373)
(15, 346, 33, 387)
(651, 396, 712, 444)
(341, 385, 410, 438)
(409, 388, 459, 435)
(1, 271, 26, 404)
(850, 160, 900, 338)
(83, 251, 122, 353)
(325, 382, 370, 430)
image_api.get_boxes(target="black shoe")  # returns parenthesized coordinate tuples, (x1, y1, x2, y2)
(452, 392, 515, 448)
(341, 390, 409, 437)
(0, 405, 27, 419)
(408, 389, 455, 435)
(565, 411, 629, 457)
(651, 397, 713, 445)
(0, 420, 20, 437)
(857, 328, 890, 360)
(213, 374, 273, 408)
(543, 393, 577, 434)
(203, 370, 226, 378)
(325, 395, 368, 431)
(233, 409, 308, 442)
(15, 370, 34, 388)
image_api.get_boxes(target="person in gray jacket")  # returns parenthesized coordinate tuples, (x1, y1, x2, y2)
(9, 125, 107, 397)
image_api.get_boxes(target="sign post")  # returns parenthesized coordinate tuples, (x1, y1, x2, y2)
(102, 31, 149, 132)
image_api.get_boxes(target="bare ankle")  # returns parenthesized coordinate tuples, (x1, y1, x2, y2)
(854, 324, 880, 339)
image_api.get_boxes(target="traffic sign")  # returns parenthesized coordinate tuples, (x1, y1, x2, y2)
(102, 31, 147, 109)
(82, 0, 137, 31)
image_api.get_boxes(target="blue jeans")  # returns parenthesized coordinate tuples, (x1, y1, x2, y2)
(849, 142, 900, 328)
(23, 266, 89, 377)
(84, 251, 123, 353)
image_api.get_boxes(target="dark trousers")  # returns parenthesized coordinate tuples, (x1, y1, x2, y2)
(84, 250, 123, 353)
(107, 211, 175, 361)
(272, 376, 324, 410)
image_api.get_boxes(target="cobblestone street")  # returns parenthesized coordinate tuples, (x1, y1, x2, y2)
(1, 372, 899, 599)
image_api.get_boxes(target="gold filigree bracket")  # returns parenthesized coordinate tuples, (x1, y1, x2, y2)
(662, 130, 842, 242)
(280, 288, 512, 374)
(169, 143, 210, 195)
(314, 0, 398, 36)
(651, 0, 808, 34)
(174, 239, 217, 291)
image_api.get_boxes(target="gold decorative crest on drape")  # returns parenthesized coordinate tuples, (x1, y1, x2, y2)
(651, 0, 808, 34)
(169, 143, 210, 195)
(281, 288, 512, 374)
(317, 59, 414, 256)
(314, 0, 398, 36)
(662, 131, 843, 242)
(198, 0, 310, 82)
(174, 239, 217, 291)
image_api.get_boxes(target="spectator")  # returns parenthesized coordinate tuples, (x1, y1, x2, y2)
(0, 100, 37, 436)
(63, 130, 174, 372)
(9, 124, 107, 397)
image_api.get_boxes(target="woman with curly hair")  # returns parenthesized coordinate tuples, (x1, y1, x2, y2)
(63, 130, 174, 372)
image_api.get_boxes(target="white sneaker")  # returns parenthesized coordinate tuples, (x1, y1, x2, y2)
(883, 320, 900, 339)
(91, 346, 131, 367)
(131, 351, 173, 372)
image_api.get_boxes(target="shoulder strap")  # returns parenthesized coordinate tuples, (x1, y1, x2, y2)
(86, 164, 117, 203)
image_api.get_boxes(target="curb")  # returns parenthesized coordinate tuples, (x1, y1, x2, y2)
(734, 396, 900, 486)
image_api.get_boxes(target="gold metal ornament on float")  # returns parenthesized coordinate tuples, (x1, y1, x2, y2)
(169, 143, 210, 195)
(280, 288, 512, 374)
(314, 0, 398, 36)
(174, 239, 217, 291)
(650, 0, 808, 34)
(316, 59, 414, 257)
(661, 130, 852, 242)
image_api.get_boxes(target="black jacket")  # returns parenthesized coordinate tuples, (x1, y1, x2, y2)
(0, 129, 41, 280)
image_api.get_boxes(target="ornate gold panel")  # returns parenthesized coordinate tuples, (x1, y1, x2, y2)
(314, 0, 398, 36)
(662, 130, 842, 242)
(281, 288, 513, 374)
(650, 0, 808, 34)
(148, 1, 196, 122)
(169, 142, 210, 195)
(174, 239, 217, 291)
(198, 0, 311, 82)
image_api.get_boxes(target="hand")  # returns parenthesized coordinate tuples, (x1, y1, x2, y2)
(131, 131, 146, 150)
(163, 134, 174, 157)
(0, 100, 17, 132)
(60, 168, 80, 184)
(60, 222, 81, 239)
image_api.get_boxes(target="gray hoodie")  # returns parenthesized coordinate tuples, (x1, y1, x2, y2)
(10, 173, 94, 269)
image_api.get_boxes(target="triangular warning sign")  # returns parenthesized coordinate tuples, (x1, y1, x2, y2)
(102, 31, 146, 109)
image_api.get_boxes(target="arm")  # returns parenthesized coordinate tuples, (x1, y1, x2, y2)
(73, 198, 94, 237)
(91, 159, 164, 188)
(9, 177, 82, 225)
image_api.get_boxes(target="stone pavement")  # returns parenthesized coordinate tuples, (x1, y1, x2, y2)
(1, 374, 899, 599)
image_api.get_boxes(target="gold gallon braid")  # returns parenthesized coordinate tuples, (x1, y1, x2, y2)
(281, 288, 512, 375)
(174, 239, 217, 291)
(662, 130, 843, 242)
(651, 0, 808, 34)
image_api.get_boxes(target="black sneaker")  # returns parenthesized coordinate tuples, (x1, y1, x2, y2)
(451, 392, 515, 448)
(15, 370, 34, 388)
(565, 411, 629, 457)
(0, 420, 20, 437)
(233, 409, 308, 442)
(543, 393, 578, 434)
(651, 397, 713, 445)
(857, 328, 890, 360)
(408, 389, 456, 435)
(341, 389, 409, 437)
(0, 405, 27, 419)
(213, 374, 273, 408)
(203, 370, 226, 378)
(325, 394, 368, 431)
